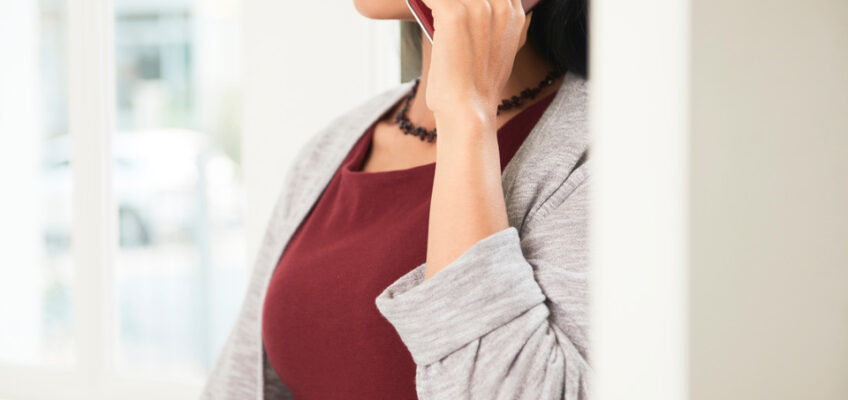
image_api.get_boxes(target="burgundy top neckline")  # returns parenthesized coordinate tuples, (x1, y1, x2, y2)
(341, 89, 559, 180)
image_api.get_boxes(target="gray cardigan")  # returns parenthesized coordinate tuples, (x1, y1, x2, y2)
(199, 70, 591, 400)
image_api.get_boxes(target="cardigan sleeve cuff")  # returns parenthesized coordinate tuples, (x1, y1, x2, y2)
(374, 226, 547, 365)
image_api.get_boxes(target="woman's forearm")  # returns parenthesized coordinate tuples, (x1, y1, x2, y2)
(424, 109, 510, 281)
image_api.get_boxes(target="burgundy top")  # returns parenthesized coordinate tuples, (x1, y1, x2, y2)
(261, 89, 558, 399)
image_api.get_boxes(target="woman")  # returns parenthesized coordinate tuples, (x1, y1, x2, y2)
(201, 0, 589, 398)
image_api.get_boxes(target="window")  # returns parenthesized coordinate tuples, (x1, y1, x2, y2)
(112, 0, 244, 379)
(0, 0, 399, 398)
(0, 0, 243, 397)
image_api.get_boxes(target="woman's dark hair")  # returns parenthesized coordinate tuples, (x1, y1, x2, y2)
(400, 0, 588, 80)
(527, 0, 588, 78)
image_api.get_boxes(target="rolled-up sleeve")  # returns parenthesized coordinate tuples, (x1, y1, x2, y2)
(375, 172, 592, 400)
(375, 226, 547, 365)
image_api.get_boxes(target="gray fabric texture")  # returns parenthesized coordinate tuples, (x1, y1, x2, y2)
(199, 70, 591, 400)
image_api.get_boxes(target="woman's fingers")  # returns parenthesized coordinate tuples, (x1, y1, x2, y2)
(420, 0, 464, 28)
(489, 0, 513, 32)
(455, 0, 492, 23)
(417, 0, 526, 115)
(488, 0, 517, 44)
(454, 0, 492, 71)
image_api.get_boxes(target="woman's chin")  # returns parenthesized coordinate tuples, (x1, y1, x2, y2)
(352, 0, 414, 20)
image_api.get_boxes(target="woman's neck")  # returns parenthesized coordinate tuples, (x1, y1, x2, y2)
(404, 27, 563, 132)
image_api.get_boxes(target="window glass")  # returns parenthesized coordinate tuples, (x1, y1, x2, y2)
(0, 0, 73, 366)
(113, 0, 244, 379)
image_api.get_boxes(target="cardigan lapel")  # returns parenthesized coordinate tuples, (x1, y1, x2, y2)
(255, 81, 416, 301)
(252, 81, 415, 399)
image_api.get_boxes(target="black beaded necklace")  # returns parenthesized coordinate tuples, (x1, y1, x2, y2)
(393, 69, 564, 143)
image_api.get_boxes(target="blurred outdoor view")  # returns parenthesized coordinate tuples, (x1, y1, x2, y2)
(111, 0, 244, 379)
(1, 0, 245, 381)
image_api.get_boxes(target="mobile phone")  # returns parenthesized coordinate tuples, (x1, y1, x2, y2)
(406, 0, 544, 43)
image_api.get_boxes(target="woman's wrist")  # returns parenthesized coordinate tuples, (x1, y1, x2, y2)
(434, 103, 498, 147)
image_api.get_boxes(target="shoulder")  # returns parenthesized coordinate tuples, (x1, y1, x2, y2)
(285, 81, 414, 179)
(296, 81, 414, 164)
(276, 81, 414, 208)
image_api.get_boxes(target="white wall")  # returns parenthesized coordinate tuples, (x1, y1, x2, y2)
(241, 0, 401, 266)
(689, 0, 848, 398)
(591, 0, 848, 399)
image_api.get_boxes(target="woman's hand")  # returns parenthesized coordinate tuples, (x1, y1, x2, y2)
(421, 0, 529, 132)
(422, 0, 528, 280)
